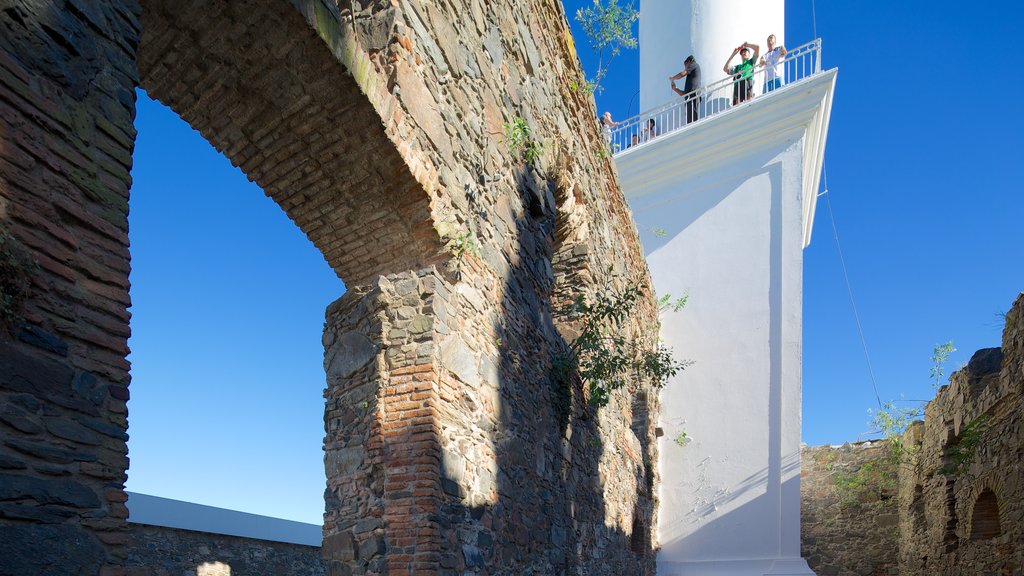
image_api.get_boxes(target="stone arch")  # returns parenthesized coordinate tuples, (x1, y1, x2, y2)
(969, 488, 1002, 540)
(137, 0, 444, 287)
(131, 0, 453, 570)
(0, 0, 662, 573)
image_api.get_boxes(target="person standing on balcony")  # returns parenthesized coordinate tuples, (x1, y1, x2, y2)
(760, 34, 787, 93)
(724, 42, 759, 105)
(642, 118, 658, 141)
(601, 111, 619, 151)
(670, 55, 702, 124)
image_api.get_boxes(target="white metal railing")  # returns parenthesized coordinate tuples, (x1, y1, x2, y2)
(607, 39, 823, 155)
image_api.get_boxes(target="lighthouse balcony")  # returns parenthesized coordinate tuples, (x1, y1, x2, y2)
(609, 38, 824, 158)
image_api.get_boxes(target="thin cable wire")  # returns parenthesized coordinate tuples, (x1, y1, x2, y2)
(813, 0, 881, 407)
(822, 171, 883, 408)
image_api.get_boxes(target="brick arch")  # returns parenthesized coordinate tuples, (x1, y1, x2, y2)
(137, 0, 444, 287)
(969, 488, 1002, 540)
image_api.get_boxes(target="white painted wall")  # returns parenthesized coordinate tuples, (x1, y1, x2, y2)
(639, 0, 785, 114)
(636, 139, 809, 576)
(618, 71, 836, 575)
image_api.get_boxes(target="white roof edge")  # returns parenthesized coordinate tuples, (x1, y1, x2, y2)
(126, 492, 322, 547)
(801, 69, 838, 248)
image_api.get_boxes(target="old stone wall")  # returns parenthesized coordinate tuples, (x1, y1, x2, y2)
(801, 293, 1024, 576)
(895, 293, 1024, 576)
(801, 442, 899, 576)
(0, 2, 139, 574)
(126, 524, 326, 575)
(0, 0, 661, 575)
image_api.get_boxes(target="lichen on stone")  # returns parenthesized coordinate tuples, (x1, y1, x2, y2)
(0, 228, 37, 333)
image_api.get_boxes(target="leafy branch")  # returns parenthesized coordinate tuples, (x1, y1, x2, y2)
(930, 340, 956, 390)
(575, 0, 639, 94)
(658, 293, 688, 314)
(444, 228, 480, 261)
(934, 415, 990, 477)
(557, 277, 689, 407)
(867, 400, 923, 464)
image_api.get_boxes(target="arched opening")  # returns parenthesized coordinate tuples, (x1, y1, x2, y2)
(126, 89, 341, 523)
(128, 0, 445, 561)
(970, 489, 1001, 540)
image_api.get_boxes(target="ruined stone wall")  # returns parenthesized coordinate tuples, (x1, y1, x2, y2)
(0, 0, 661, 574)
(801, 442, 899, 576)
(0, 3, 139, 574)
(126, 524, 326, 575)
(801, 293, 1024, 576)
(297, 0, 664, 574)
(896, 293, 1024, 576)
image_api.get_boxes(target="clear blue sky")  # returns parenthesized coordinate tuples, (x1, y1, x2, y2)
(126, 0, 1024, 524)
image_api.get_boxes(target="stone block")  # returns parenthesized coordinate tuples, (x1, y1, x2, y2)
(0, 524, 105, 576)
(323, 530, 357, 562)
(0, 472, 101, 508)
(326, 332, 378, 381)
(326, 446, 367, 477)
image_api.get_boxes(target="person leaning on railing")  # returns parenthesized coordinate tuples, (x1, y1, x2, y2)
(724, 41, 759, 105)
(669, 55, 702, 124)
(760, 34, 787, 93)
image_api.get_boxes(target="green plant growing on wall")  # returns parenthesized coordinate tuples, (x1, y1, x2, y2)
(575, 0, 639, 94)
(935, 415, 990, 477)
(831, 401, 920, 508)
(868, 400, 923, 463)
(833, 460, 895, 508)
(504, 117, 544, 166)
(834, 337, 981, 504)
(0, 228, 37, 333)
(567, 78, 597, 95)
(439, 225, 481, 278)
(444, 228, 481, 261)
(930, 340, 956, 390)
(657, 292, 688, 314)
(556, 276, 689, 408)
(674, 430, 688, 447)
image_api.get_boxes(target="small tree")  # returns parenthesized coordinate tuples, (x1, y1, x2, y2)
(575, 0, 639, 93)
(930, 340, 956, 390)
(557, 277, 688, 407)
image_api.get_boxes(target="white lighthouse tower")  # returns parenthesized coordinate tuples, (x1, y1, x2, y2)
(615, 2, 837, 575)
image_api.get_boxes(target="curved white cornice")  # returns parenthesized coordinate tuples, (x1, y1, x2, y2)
(616, 69, 837, 248)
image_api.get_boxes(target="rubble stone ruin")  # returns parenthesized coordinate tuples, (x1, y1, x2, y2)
(0, 0, 665, 574)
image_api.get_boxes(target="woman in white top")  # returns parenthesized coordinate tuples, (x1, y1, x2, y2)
(760, 34, 787, 93)
(601, 112, 619, 151)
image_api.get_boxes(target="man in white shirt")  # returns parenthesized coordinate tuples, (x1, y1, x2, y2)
(760, 34, 787, 93)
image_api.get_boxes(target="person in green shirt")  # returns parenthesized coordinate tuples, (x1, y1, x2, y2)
(723, 42, 760, 105)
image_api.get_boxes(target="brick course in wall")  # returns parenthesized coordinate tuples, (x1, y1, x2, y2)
(0, 0, 661, 574)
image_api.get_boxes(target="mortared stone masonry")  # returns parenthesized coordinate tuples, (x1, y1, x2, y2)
(0, 0, 662, 574)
